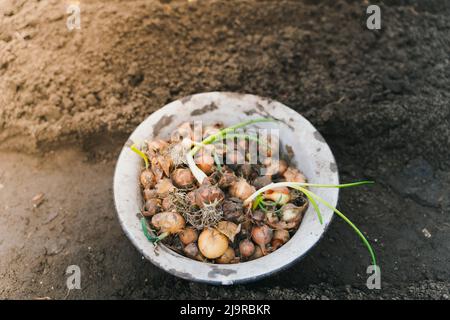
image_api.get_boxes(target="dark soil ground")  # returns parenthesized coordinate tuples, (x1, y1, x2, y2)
(0, 0, 449, 299)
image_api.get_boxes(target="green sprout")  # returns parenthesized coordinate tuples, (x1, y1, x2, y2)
(186, 118, 276, 184)
(244, 181, 377, 267)
(130, 142, 149, 169)
(140, 217, 169, 245)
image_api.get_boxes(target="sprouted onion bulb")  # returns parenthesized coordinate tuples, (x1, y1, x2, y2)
(198, 228, 229, 259)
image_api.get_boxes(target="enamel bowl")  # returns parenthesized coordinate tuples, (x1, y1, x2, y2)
(114, 92, 339, 285)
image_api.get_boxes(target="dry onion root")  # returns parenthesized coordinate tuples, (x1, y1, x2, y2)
(133, 119, 377, 268)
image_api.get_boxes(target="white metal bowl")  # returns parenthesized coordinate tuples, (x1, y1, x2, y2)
(113, 92, 339, 285)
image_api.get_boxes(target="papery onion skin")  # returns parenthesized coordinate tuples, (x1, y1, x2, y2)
(198, 228, 229, 259)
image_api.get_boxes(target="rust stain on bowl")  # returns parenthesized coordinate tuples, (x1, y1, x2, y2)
(153, 115, 174, 137)
(190, 102, 218, 116)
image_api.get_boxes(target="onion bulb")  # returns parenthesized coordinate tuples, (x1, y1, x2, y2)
(273, 229, 290, 244)
(198, 228, 229, 259)
(143, 198, 161, 216)
(188, 184, 224, 207)
(216, 247, 235, 264)
(250, 246, 263, 260)
(229, 178, 256, 201)
(271, 239, 284, 250)
(155, 178, 175, 196)
(216, 221, 241, 242)
(143, 188, 158, 200)
(263, 187, 290, 205)
(195, 152, 215, 175)
(147, 139, 168, 152)
(140, 169, 156, 189)
(239, 239, 255, 258)
(283, 167, 307, 183)
(251, 225, 273, 255)
(218, 169, 238, 189)
(222, 198, 244, 222)
(179, 227, 198, 245)
(171, 168, 195, 188)
(151, 211, 185, 234)
(264, 158, 288, 177)
(183, 242, 199, 258)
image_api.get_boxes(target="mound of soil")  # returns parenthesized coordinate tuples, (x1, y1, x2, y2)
(0, 0, 449, 299)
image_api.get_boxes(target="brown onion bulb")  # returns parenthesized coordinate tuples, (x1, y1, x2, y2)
(250, 210, 265, 222)
(252, 175, 272, 190)
(229, 178, 256, 201)
(147, 139, 168, 152)
(161, 197, 173, 211)
(216, 247, 235, 264)
(183, 242, 199, 258)
(198, 228, 229, 259)
(250, 246, 263, 260)
(195, 152, 215, 175)
(143, 198, 161, 216)
(283, 167, 307, 183)
(140, 169, 156, 189)
(218, 169, 238, 189)
(151, 211, 185, 234)
(273, 229, 290, 244)
(222, 198, 244, 222)
(171, 168, 195, 188)
(271, 239, 285, 251)
(143, 188, 158, 200)
(156, 178, 175, 196)
(251, 225, 273, 255)
(264, 158, 288, 177)
(239, 239, 255, 258)
(188, 184, 224, 207)
(179, 227, 198, 245)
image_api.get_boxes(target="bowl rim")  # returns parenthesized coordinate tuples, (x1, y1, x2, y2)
(113, 91, 339, 285)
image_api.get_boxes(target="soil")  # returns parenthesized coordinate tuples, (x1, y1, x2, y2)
(0, 0, 449, 299)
